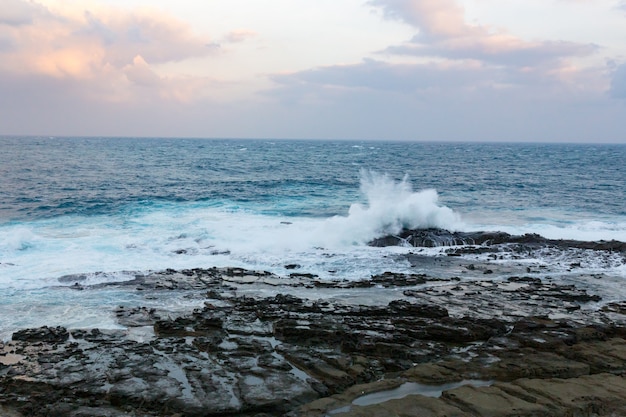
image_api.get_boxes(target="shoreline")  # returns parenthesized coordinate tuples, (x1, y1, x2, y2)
(2, 264, 626, 416)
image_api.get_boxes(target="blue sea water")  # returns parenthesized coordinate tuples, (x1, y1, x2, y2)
(1, 137, 625, 338)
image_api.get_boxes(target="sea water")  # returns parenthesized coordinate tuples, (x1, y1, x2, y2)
(1, 137, 625, 339)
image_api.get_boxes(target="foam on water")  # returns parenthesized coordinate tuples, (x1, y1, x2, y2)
(2, 139, 625, 341)
(0, 170, 624, 311)
(0, 162, 626, 339)
(0, 283, 211, 341)
(2, 173, 626, 292)
(0, 172, 463, 289)
(324, 170, 463, 244)
(465, 216, 626, 243)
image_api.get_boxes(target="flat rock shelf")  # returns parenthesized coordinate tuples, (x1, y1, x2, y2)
(2, 266, 626, 417)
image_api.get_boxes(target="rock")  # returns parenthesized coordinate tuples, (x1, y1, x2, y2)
(512, 373, 626, 415)
(371, 272, 428, 287)
(488, 352, 590, 380)
(602, 301, 626, 315)
(12, 326, 69, 343)
(507, 276, 541, 285)
(368, 228, 530, 248)
(388, 300, 449, 318)
(240, 372, 318, 412)
(2, 267, 626, 416)
(441, 383, 554, 417)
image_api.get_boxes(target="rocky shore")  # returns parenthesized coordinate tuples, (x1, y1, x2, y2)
(2, 232, 626, 416)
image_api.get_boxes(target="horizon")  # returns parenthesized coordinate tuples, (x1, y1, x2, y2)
(2, 135, 626, 146)
(2, 0, 626, 143)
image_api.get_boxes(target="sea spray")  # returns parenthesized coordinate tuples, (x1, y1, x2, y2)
(0, 172, 460, 288)
(319, 170, 463, 246)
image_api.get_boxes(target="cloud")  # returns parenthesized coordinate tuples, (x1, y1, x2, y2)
(267, 0, 603, 104)
(223, 29, 257, 44)
(385, 39, 597, 68)
(123, 55, 160, 86)
(610, 63, 626, 99)
(263, 62, 625, 142)
(0, 0, 49, 26)
(263, 0, 615, 142)
(370, 0, 467, 37)
(0, 0, 217, 103)
(270, 59, 494, 96)
(267, 56, 603, 107)
(369, 0, 598, 68)
(259, 0, 608, 117)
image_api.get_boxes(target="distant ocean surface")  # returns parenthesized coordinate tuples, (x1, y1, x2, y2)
(1, 137, 625, 338)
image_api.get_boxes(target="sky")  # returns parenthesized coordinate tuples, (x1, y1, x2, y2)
(1, 0, 626, 142)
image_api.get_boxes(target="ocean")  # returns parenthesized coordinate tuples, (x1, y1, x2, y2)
(1, 137, 625, 339)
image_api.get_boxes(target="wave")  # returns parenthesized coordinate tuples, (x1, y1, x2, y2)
(1, 171, 625, 290)
(320, 170, 463, 245)
(0, 171, 461, 287)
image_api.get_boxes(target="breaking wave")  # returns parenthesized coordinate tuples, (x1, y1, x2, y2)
(321, 170, 463, 245)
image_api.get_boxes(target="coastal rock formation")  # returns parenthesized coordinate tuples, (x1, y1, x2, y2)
(369, 227, 626, 252)
(1, 266, 625, 416)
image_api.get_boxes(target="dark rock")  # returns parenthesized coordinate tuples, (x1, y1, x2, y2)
(507, 276, 542, 285)
(2, 266, 626, 417)
(368, 228, 517, 248)
(602, 302, 626, 315)
(12, 326, 69, 343)
(371, 272, 428, 287)
(388, 300, 449, 318)
(290, 273, 319, 279)
(369, 228, 626, 254)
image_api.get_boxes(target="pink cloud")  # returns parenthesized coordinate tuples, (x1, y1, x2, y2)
(0, 1, 217, 103)
(372, 0, 467, 38)
(266, 0, 607, 109)
(370, 0, 598, 68)
(123, 55, 160, 86)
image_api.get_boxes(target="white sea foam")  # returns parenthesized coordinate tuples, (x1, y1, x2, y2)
(0, 285, 209, 341)
(0, 227, 39, 252)
(0, 172, 624, 293)
(466, 218, 626, 242)
(1, 171, 626, 340)
(320, 170, 463, 245)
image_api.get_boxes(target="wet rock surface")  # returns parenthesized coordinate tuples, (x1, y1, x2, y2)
(369, 227, 626, 253)
(1, 265, 626, 416)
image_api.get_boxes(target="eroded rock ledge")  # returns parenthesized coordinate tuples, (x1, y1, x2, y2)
(369, 227, 626, 252)
(1, 267, 625, 416)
